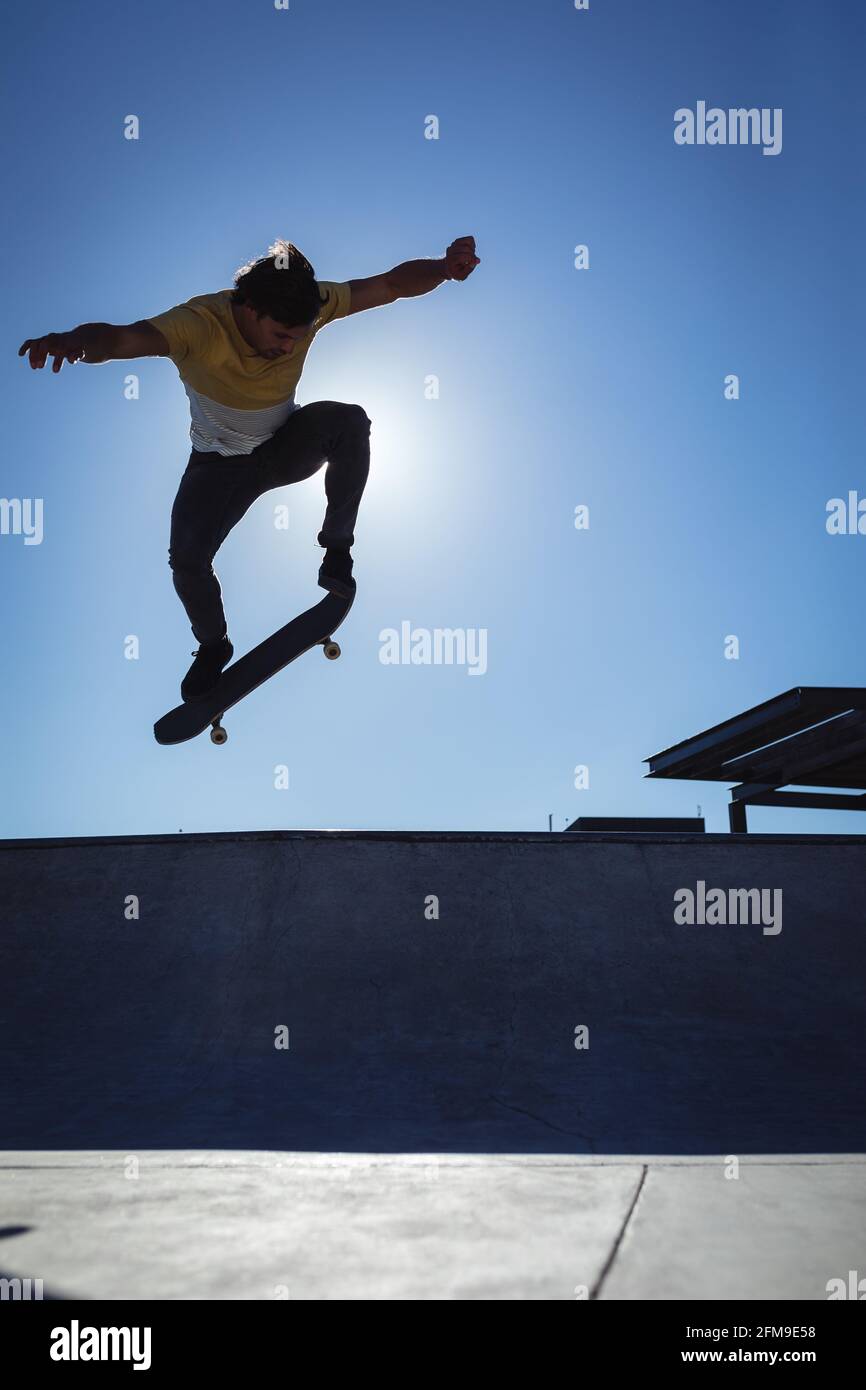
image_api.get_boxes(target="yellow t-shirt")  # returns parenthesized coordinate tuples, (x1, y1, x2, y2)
(146, 281, 352, 456)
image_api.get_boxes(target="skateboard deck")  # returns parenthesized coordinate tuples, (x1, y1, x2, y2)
(154, 591, 353, 746)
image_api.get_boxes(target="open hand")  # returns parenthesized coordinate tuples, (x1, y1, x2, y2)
(19, 331, 87, 371)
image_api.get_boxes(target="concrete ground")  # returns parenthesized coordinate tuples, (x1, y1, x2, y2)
(1, 1152, 863, 1301)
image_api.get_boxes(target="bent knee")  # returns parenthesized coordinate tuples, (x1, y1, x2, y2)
(344, 403, 371, 430)
(168, 547, 214, 576)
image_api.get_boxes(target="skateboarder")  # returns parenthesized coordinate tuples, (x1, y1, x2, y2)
(19, 236, 480, 699)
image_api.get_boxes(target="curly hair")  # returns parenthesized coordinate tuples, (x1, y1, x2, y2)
(230, 239, 330, 327)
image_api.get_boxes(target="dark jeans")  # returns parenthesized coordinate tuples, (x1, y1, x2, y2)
(168, 400, 371, 644)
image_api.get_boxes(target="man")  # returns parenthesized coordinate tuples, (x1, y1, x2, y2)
(19, 235, 480, 698)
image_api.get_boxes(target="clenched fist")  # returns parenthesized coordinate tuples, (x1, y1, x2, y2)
(444, 236, 480, 282)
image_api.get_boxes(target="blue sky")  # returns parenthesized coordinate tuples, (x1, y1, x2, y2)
(2, 0, 864, 837)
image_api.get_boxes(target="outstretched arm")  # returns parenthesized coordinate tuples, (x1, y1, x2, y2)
(19, 320, 169, 371)
(347, 236, 480, 315)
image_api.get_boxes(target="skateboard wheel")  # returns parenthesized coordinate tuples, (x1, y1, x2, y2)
(323, 640, 341, 660)
(210, 725, 228, 745)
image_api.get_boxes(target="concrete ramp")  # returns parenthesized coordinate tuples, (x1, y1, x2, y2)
(2, 831, 865, 1154)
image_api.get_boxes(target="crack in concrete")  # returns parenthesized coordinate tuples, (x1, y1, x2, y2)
(488, 1095, 597, 1148)
(590, 1164, 648, 1300)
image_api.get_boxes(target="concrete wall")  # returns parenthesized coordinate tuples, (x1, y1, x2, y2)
(2, 831, 864, 1153)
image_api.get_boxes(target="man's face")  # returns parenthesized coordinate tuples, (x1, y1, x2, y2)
(256, 314, 313, 360)
(255, 312, 312, 358)
(232, 301, 313, 359)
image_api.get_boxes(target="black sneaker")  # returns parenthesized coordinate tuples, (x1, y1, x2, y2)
(181, 635, 234, 701)
(317, 547, 355, 598)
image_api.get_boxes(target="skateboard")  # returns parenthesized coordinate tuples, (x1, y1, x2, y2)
(154, 591, 354, 746)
